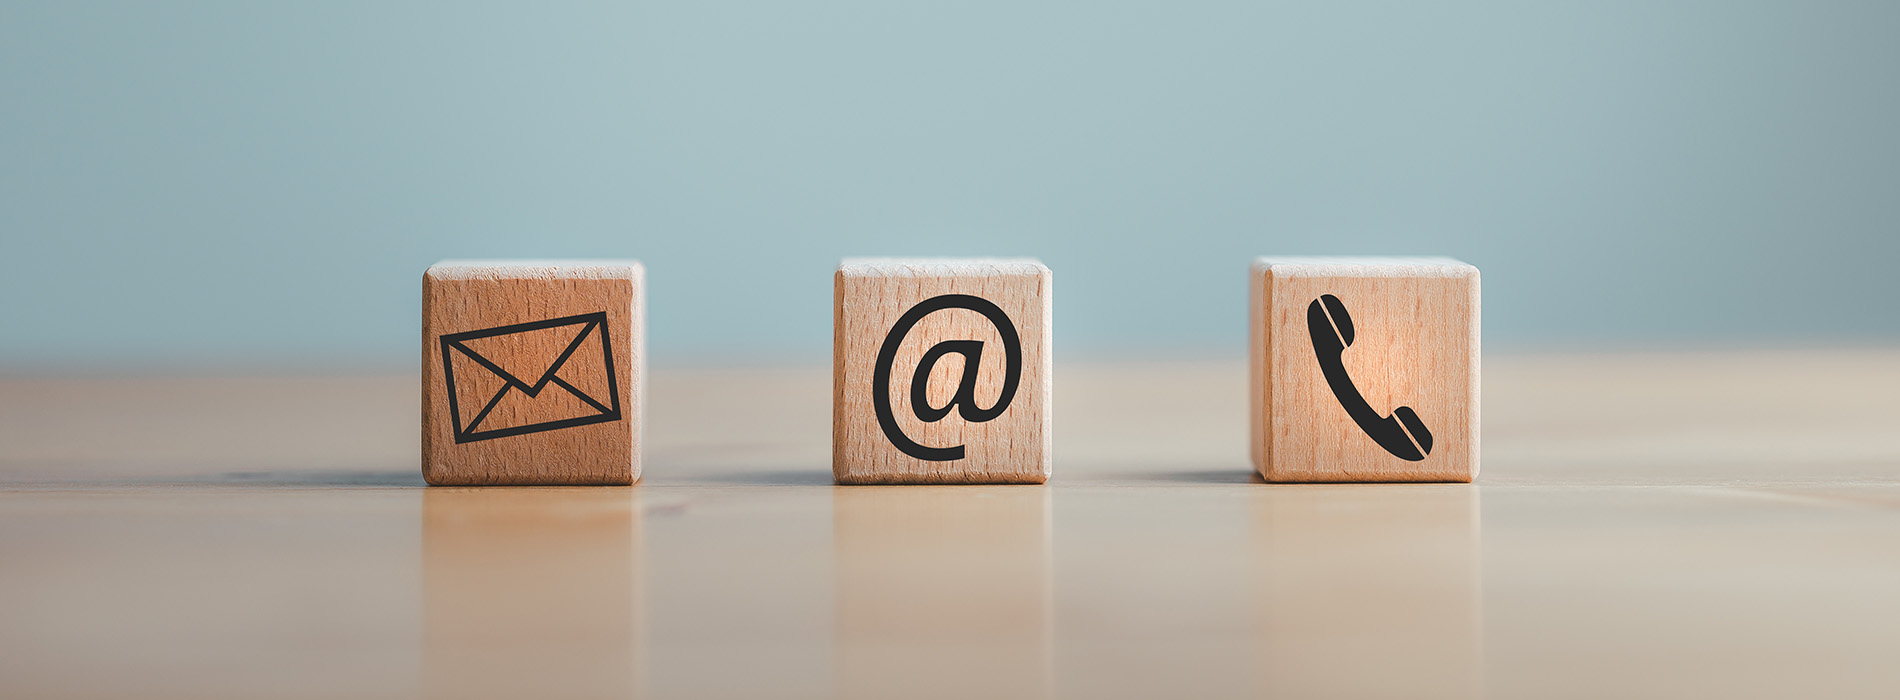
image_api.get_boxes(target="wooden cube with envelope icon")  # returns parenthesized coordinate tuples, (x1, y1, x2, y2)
(1251, 257, 1478, 483)
(833, 258, 1052, 485)
(423, 260, 643, 485)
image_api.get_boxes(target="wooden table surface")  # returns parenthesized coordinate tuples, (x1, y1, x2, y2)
(3, 350, 1899, 699)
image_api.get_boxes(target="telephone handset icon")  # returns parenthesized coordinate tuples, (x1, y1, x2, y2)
(1307, 294, 1434, 462)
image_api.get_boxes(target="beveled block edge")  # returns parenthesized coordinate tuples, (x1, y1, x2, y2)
(833, 468, 1050, 485)
(1252, 256, 1476, 279)
(425, 259, 645, 282)
(838, 257, 1048, 279)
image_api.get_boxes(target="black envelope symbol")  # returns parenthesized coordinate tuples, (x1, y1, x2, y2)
(439, 312, 622, 444)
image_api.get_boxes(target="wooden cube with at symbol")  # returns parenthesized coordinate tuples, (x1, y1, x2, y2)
(423, 260, 643, 485)
(833, 258, 1052, 485)
(1251, 257, 1479, 483)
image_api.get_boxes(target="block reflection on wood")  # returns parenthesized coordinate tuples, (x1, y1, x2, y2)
(834, 486, 1051, 699)
(424, 488, 641, 699)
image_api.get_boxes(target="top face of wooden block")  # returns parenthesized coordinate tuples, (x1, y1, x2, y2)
(1253, 256, 1477, 279)
(426, 260, 644, 282)
(838, 258, 1049, 279)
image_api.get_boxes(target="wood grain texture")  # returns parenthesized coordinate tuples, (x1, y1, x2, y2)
(422, 260, 643, 485)
(835, 486, 1051, 698)
(423, 487, 639, 698)
(833, 258, 1052, 484)
(7, 352, 1900, 698)
(1251, 257, 1479, 482)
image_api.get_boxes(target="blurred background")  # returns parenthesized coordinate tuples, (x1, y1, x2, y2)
(2, 0, 1895, 371)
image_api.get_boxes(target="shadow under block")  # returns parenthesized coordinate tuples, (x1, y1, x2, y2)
(1250, 257, 1479, 482)
(422, 260, 643, 485)
(833, 258, 1052, 484)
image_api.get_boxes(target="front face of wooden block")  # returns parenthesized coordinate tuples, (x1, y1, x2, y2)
(422, 265, 641, 485)
(834, 262, 1052, 484)
(1253, 263, 1478, 482)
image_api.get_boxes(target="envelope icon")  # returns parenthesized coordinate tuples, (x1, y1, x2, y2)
(439, 311, 623, 444)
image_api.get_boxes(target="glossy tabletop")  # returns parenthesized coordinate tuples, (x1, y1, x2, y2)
(3, 350, 1899, 699)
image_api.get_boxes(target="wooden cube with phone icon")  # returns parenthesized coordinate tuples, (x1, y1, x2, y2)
(1250, 257, 1479, 482)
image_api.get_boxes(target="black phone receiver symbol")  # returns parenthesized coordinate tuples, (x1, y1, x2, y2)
(1307, 294, 1434, 461)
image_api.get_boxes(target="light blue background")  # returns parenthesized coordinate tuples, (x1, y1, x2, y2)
(3, 1, 1896, 369)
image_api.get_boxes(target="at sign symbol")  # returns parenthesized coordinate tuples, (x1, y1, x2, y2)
(872, 294, 1022, 461)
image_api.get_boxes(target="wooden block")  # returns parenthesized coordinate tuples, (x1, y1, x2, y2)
(833, 258, 1052, 484)
(422, 260, 642, 485)
(1250, 257, 1479, 482)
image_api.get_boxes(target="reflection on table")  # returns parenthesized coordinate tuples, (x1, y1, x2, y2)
(1252, 485, 1481, 699)
(424, 487, 640, 700)
(834, 486, 1051, 700)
